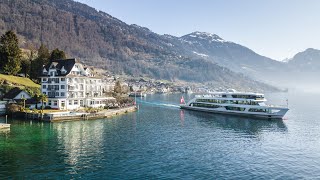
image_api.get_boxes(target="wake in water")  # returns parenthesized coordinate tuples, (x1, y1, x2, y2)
(136, 99, 180, 108)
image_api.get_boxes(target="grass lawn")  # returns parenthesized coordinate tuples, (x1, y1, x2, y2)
(0, 74, 40, 88)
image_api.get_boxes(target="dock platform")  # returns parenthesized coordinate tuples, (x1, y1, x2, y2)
(0, 123, 10, 129)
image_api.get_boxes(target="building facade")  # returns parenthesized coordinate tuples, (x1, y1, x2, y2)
(41, 59, 114, 110)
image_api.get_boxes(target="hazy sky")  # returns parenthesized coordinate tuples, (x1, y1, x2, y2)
(76, 0, 320, 60)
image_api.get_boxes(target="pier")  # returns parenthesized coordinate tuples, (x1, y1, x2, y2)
(0, 115, 10, 129)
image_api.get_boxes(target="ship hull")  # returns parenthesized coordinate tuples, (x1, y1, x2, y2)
(180, 105, 286, 119)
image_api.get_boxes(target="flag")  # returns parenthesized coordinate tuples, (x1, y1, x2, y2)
(180, 96, 185, 104)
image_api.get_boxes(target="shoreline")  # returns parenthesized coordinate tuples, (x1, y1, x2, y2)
(14, 106, 137, 122)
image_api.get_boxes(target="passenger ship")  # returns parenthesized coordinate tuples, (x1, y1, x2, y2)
(180, 90, 289, 119)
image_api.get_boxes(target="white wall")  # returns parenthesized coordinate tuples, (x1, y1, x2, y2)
(14, 91, 31, 100)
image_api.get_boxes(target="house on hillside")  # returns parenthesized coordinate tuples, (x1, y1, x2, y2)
(40, 59, 115, 110)
(2, 87, 43, 109)
(3, 87, 31, 102)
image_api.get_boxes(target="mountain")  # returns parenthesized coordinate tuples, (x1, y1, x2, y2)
(165, 31, 287, 80)
(283, 48, 320, 86)
(288, 48, 320, 72)
(0, 0, 282, 91)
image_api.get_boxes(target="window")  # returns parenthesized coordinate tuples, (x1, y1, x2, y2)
(50, 72, 54, 76)
(54, 101, 58, 106)
(55, 92, 59, 96)
(61, 101, 65, 108)
(191, 103, 221, 109)
(80, 100, 83, 106)
(61, 85, 65, 89)
(48, 101, 52, 106)
(43, 92, 46, 95)
(69, 100, 72, 105)
(42, 78, 47, 82)
(74, 100, 78, 105)
(249, 108, 267, 113)
(225, 106, 245, 111)
(61, 78, 65, 82)
(21, 94, 25, 98)
(42, 85, 46, 89)
(61, 92, 65, 97)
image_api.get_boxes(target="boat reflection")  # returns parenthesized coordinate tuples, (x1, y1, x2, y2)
(182, 110, 287, 135)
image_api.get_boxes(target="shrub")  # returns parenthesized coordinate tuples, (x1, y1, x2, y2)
(6, 103, 23, 114)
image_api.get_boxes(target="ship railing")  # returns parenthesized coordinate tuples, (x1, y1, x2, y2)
(195, 94, 224, 98)
(265, 104, 288, 108)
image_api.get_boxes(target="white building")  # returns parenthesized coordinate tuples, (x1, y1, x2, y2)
(40, 59, 115, 110)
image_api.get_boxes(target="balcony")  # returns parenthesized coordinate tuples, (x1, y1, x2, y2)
(47, 88, 59, 91)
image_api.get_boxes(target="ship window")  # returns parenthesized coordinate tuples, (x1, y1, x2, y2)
(192, 103, 220, 109)
(249, 108, 267, 113)
(225, 106, 245, 111)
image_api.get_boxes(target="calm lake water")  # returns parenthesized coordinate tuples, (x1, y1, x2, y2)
(1, 92, 320, 179)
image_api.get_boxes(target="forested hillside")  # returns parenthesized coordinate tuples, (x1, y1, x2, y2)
(0, 0, 282, 91)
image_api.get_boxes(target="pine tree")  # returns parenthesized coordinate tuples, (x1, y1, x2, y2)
(0, 30, 22, 75)
(50, 48, 66, 61)
(30, 44, 50, 80)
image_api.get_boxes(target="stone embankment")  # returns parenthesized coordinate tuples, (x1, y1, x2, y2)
(24, 106, 137, 122)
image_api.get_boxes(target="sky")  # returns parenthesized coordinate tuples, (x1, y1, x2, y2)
(75, 0, 320, 60)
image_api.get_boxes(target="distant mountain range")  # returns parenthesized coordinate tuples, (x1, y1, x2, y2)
(0, 0, 318, 90)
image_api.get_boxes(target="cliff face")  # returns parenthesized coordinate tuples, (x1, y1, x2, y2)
(0, 0, 280, 91)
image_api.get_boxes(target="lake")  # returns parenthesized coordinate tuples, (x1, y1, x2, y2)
(1, 92, 320, 179)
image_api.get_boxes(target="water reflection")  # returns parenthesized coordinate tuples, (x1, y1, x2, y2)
(184, 110, 287, 136)
(52, 121, 105, 170)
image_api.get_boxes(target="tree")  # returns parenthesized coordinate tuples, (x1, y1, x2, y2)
(21, 43, 37, 77)
(39, 94, 48, 114)
(4, 56, 21, 75)
(38, 44, 50, 60)
(30, 44, 50, 80)
(0, 31, 22, 75)
(34, 94, 41, 109)
(50, 48, 66, 61)
(114, 81, 122, 94)
(21, 58, 31, 77)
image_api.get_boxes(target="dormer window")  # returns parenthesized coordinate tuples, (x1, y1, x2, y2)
(43, 68, 48, 75)
(61, 66, 67, 74)
(50, 64, 56, 69)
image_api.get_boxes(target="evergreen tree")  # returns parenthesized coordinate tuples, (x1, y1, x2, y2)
(0, 30, 22, 75)
(30, 44, 50, 80)
(20, 58, 31, 77)
(20, 43, 36, 77)
(38, 44, 50, 60)
(114, 81, 122, 94)
(50, 48, 66, 61)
